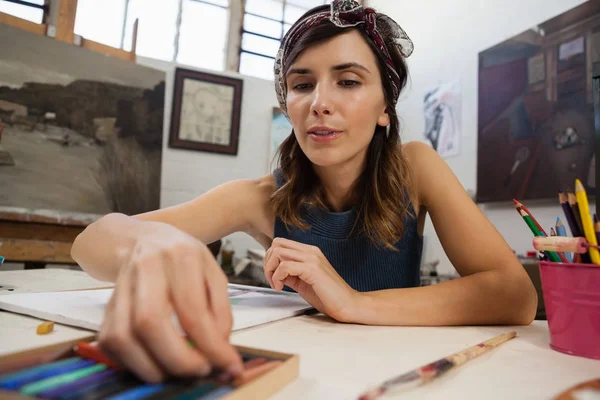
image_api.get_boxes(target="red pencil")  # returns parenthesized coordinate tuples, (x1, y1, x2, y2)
(74, 342, 123, 370)
(514, 199, 568, 262)
(513, 199, 546, 235)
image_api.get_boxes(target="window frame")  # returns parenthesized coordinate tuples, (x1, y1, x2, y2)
(233, 0, 363, 79)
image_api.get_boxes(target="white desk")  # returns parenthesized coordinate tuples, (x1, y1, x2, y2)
(0, 269, 598, 400)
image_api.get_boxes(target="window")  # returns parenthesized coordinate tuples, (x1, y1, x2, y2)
(177, 0, 230, 71)
(71, 0, 230, 70)
(123, 0, 180, 62)
(0, 0, 44, 24)
(239, 0, 328, 80)
(74, 0, 127, 49)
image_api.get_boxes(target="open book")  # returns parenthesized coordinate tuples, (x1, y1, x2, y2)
(0, 284, 313, 332)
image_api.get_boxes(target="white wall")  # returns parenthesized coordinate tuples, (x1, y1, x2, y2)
(136, 57, 279, 257)
(369, 0, 595, 274)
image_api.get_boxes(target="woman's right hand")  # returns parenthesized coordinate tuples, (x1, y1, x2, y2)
(97, 221, 243, 383)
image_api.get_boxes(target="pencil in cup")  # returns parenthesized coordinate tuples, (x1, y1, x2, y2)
(358, 332, 517, 400)
(561, 191, 592, 264)
(575, 180, 600, 264)
(559, 192, 581, 236)
(518, 209, 562, 263)
(595, 214, 600, 246)
(514, 200, 545, 234)
(568, 192, 584, 236)
(555, 217, 572, 262)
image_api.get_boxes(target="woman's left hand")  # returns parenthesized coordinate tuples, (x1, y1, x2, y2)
(264, 238, 360, 322)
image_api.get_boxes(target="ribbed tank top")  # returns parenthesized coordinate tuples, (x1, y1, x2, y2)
(273, 169, 423, 292)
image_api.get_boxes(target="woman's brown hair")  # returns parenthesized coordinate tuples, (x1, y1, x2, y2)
(270, 15, 415, 250)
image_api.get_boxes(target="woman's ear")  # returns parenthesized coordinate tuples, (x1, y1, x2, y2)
(377, 108, 390, 127)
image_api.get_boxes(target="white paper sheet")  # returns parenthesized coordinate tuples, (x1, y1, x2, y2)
(0, 284, 312, 332)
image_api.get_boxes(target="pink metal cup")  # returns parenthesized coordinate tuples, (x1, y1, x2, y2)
(539, 261, 600, 359)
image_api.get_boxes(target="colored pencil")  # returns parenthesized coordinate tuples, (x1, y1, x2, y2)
(104, 383, 166, 400)
(559, 191, 580, 236)
(358, 332, 517, 400)
(21, 364, 107, 395)
(575, 180, 600, 264)
(568, 192, 585, 236)
(555, 218, 572, 261)
(74, 342, 123, 370)
(595, 214, 600, 247)
(565, 191, 592, 263)
(518, 209, 561, 262)
(58, 373, 140, 400)
(0, 357, 90, 390)
(37, 369, 117, 399)
(514, 200, 567, 261)
(514, 199, 545, 234)
(555, 217, 567, 237)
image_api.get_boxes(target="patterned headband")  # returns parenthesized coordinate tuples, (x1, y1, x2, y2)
(273, 0, 414, 117)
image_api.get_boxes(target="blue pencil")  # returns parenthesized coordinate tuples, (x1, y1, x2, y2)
(556, 217, 572, 262)
(37, 368, 117, 399)
(105, 383, 166, 400)
(0, 357, 89, 390)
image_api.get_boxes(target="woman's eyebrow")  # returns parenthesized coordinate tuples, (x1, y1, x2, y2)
(332, 62, 371, 74)
(287, 62, 371, 77)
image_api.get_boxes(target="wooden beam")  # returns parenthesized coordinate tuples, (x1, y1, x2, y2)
(0, 207, 98, 227)
(0, 11, 47, 36)
(131, 18, 138, 61)
(80, 38, 135, 62)
(0, 221, 82, 242)
(55, 0, 77, 43)
(0, 238, 75, 264)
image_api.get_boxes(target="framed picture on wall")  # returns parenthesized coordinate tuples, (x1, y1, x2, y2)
(169, 67, 243, 155)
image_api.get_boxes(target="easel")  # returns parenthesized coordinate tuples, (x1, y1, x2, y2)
(0, 0, 138, 268)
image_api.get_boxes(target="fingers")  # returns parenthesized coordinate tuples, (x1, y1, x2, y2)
(133, 257, 214, 379)
(204, 258, 234, 339)
(263, 247, 305, 289)
(271, 237, 320, 254)
(271, 261, 310, 291)
(166, 251, 243, 377)
(98, 263, 165, 383)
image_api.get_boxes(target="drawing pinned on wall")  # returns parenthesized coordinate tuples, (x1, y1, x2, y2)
(423, 80, 461, 158)
(269, 107, 292, 171)
(169, 68, 243, 155)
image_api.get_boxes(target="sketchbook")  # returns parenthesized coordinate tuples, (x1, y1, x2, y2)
(0, 283, 313, 333)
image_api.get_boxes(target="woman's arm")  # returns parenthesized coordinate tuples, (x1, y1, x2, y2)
(349, 142, 537, 326)
(71, 175, 276, 282)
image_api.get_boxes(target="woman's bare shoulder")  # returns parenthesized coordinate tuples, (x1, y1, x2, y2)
(244, 173, 278, 246)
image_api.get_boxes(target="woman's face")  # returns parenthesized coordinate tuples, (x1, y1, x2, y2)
(285, 29, 390, 169)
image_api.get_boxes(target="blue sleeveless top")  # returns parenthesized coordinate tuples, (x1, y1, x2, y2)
(273, 169, 423, 292)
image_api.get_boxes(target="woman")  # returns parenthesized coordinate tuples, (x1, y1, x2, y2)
(71, 0, 537, 383)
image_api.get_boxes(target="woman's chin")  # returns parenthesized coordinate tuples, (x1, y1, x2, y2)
(304, 149, 345, 168)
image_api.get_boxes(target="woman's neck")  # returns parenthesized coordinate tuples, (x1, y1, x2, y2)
(313, 153, 366, 213)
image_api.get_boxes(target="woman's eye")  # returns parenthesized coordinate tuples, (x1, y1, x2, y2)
(339, 80, 359, 87)
(293, 83, 312, 90)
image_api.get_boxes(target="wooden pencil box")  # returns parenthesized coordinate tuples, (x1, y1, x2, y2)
(0, 335, 299, 399)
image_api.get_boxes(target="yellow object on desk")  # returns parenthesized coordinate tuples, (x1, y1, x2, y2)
(36, 321, 54, 335)
(575, 179, 600, 264)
